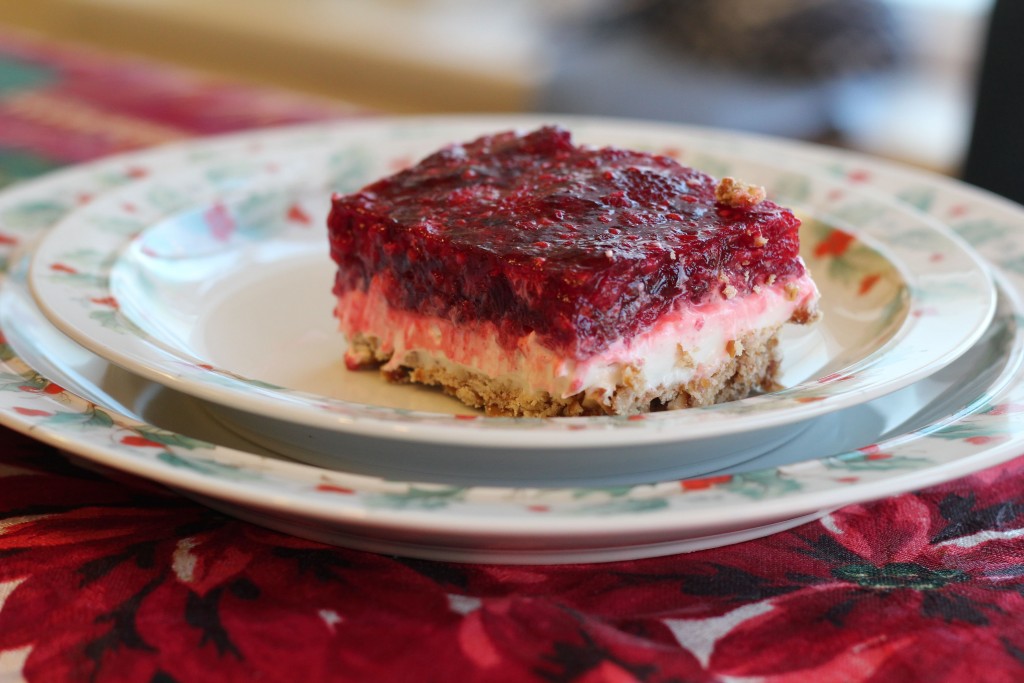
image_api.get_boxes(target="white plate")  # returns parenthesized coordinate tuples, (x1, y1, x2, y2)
(6, 237, 1017, 482)
(25, 118, 994, 480)
(2, 115, 1023, 563)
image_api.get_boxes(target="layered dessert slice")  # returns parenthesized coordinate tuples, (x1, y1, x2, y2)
(327, 126, 820, 417)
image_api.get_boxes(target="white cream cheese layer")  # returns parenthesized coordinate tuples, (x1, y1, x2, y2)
(336, 273, 820, 401)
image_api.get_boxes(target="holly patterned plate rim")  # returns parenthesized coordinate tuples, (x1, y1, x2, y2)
(21, 116, 995, 451)
(0, 116, 1022, 559)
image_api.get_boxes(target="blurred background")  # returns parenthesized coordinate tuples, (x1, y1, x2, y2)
(0, 0, 997, 179)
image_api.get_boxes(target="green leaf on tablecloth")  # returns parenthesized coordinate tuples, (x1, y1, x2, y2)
(0, 57, 56, 93)
(0, 150, 61, 190)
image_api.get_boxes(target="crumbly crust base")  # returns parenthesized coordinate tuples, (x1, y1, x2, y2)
(347, 324, 789, 417)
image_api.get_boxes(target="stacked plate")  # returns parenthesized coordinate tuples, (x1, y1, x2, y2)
(3, 116, 1023, 564)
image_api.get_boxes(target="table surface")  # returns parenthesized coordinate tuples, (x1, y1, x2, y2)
(0, 25, 1022, 683)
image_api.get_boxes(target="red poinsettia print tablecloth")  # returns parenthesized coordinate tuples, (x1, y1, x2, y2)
(1, 25, 1024, 683)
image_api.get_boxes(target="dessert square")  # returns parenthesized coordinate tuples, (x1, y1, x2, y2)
(327, 126, 820, 416)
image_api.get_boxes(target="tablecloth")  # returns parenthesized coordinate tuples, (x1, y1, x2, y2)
(0, 26, 1022, 683)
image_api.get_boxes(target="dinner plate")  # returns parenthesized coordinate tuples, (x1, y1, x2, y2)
(5, 239, 1018, 482)
(2, 115, 1023, 563)
(9, 234, 1017, 486)
(25, 119, 994, 483)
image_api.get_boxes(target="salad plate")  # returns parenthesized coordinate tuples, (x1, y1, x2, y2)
(24, 118, 994, 483)
(1, 115, 1023, 563)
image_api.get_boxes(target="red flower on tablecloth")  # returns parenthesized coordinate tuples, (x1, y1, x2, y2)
(390, 463, 1024, 682)
(0, 435, 711, 683)
(0, 509, 456, 680)
(3, 428, 1024, 682)
(671, 490, 1024, 682)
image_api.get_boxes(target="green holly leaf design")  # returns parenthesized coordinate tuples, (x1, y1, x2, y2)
(573, 497, 670, 515)
(156, 451, 261, 480)
(56, 248, 114, 268)
(88, 214, 145, 237)
(131, 427, 214, 450)
(828, 450, 929, 471)
(185, 148, 221, 164)
(929, 421, 1011, 441)
(721, 470, 802, 500)
(233, 191, 289, 238)
(953, 219, 1011, 248)
(203, 163, 265, 184)
(0, 199, 69, 232)
(825, 201, 887, 229)
(145, 186, 192, 212)
(3, 379, 40, 393)
(822, 162, 850, 179)
(572, 485, 637, 499)
(367, 486, 467, 510)
(95, 170, 139, 188)
(896, 187, 936, 212)
(876, 228, 948, 250)
(768, 172, 812, 204)
(329, 147, 372, 193)
(40, 405, 115, 429)
(88, 309, 135, 334)
(996, 254, 1024, 278)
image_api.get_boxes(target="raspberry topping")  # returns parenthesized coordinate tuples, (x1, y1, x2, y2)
(328, 126, 804, 359)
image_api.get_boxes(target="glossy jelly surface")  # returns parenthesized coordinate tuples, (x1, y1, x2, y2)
(328, 127, 804, 358)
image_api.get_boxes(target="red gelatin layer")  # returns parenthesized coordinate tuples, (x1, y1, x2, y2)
(327, 126, 805, 360)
